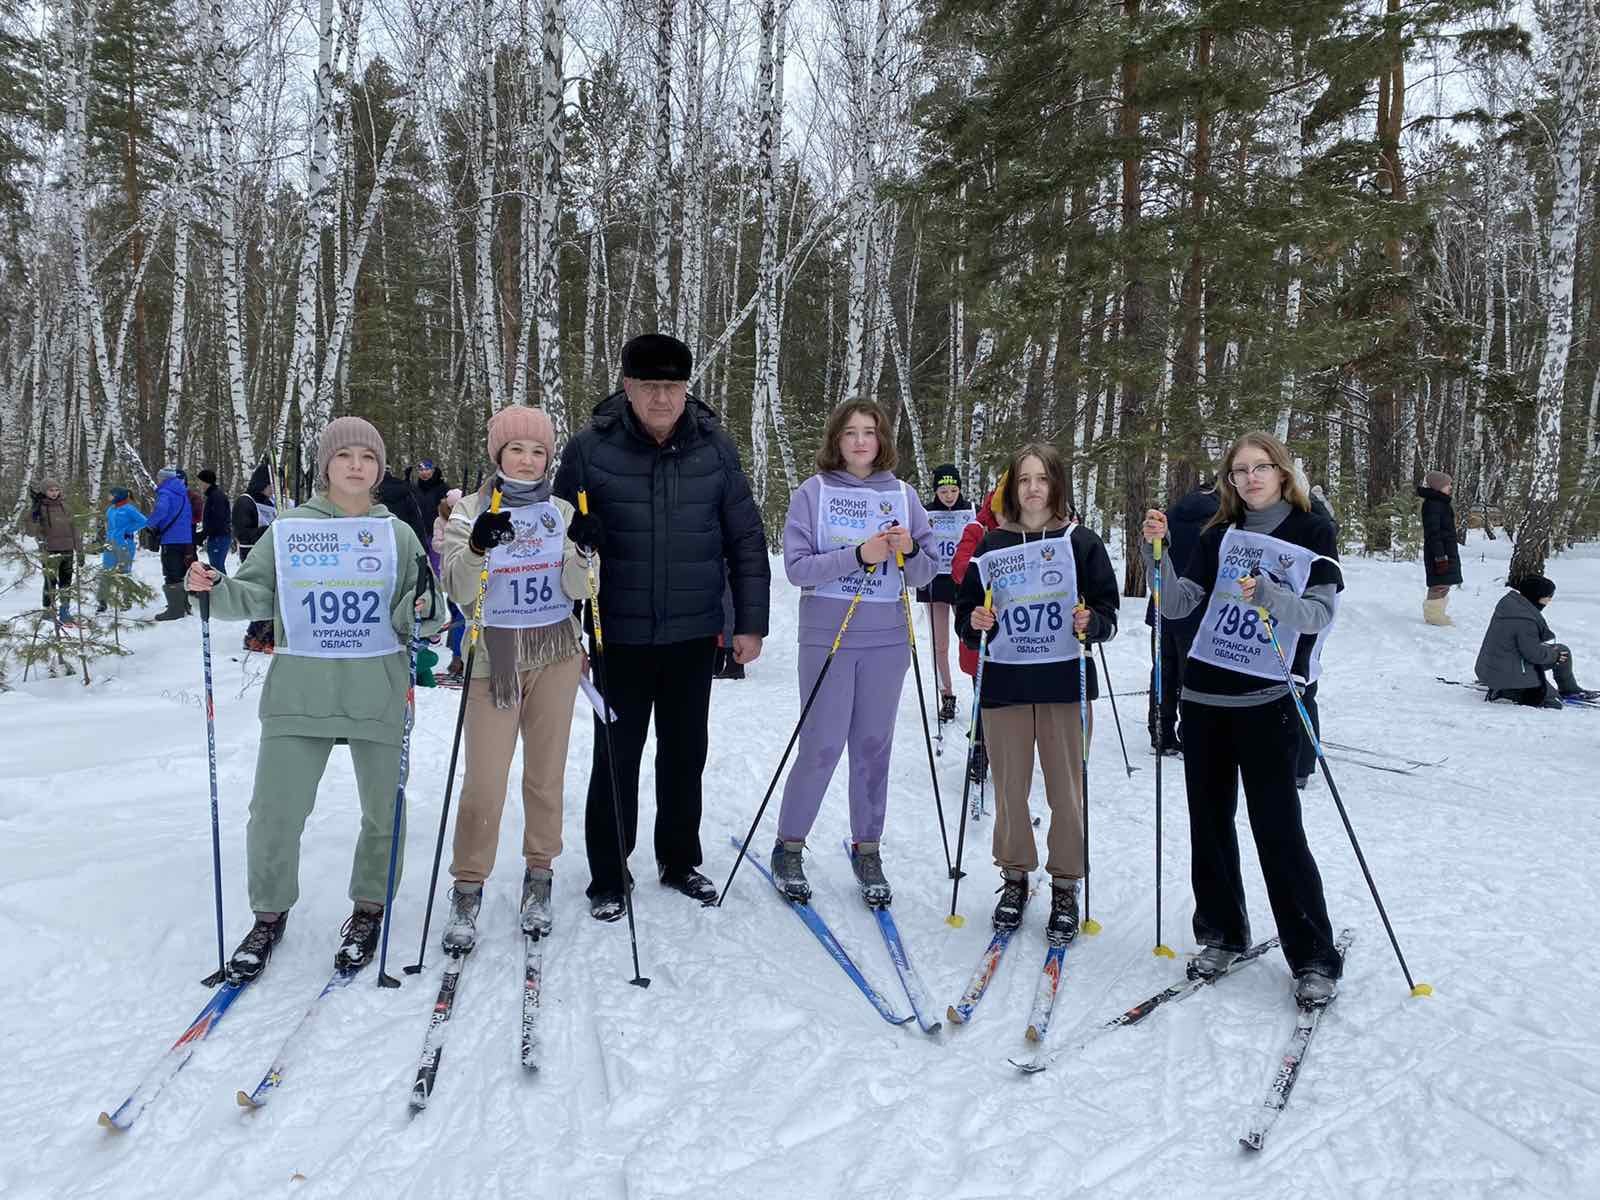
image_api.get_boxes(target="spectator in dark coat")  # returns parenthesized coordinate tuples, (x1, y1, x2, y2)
(197, 469, 233, 574)
(1419, 470, 1462, 627)
(413, 459, 450, 524)
(231, 461, 278, 652)
(378, 468, 430, 551)
(1145, 479, 1219, 753)
(553, 332, 770, 918)
(28, 479, 80, 621)
(147, 467, 198, 620)
(1475, 575, 1595, 707)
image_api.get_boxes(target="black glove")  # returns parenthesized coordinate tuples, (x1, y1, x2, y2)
(469, 508, 515, 554)
(567, 511, 606, 554)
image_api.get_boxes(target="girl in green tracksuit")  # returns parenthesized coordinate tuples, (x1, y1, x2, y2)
(187, 416, 445, 981)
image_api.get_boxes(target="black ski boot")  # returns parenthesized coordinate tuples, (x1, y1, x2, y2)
(1187, 944, 1240, 980)
(226, 913, 287, 984)
(850, 841, 892, 908)
(939, 693, 957, 723)
(770, 840, 811, 902)
(1045, 882, 1079, 944)
(589, 892, 626, 922)
(659, 864, 718, 904)
(992, 873, 1028, 931)
(1294, 970, 1338, 1008)
(335, 905, 384, 971)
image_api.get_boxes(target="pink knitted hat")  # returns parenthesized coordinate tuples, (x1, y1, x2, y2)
(487, 405, 555, 465)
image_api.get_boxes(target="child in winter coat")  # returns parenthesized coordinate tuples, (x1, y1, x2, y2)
(433, 488, 466, 677)
(954, 444, 1120, 941)
(1141, 430, 1345, 1009)
(437, 406, 601, 949)
(96, 488, 148, 613)
(769, 399, 938, 908)
(917, 463, 974, 724)
(186, 416, 445, 982)
(950, 483, 1002, 786)
(1474, 575, 1595, 707)
(1418, 470, 1462, 626)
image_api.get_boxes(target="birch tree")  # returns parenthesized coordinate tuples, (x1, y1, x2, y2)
(1510, 0, 1591, 577)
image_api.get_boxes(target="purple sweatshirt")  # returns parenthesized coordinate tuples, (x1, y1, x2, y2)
(784, 470, 939, 648)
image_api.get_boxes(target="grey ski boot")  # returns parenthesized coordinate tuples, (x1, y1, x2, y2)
(770, 839, 811, 902)
(521, 867, 553, 936)
(441, 885, 482, 954)
(850, 841, 893, 908)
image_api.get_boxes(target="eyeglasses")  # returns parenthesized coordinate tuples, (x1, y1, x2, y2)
(1227, 462, 1280, 485)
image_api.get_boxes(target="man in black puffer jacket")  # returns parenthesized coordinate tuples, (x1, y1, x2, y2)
(555, 333, 771, 919)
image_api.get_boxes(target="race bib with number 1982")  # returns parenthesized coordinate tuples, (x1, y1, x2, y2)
(273, 518, 400, 659)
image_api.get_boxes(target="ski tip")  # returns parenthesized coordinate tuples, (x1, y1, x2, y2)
(922, 1021, 943, 1036)
(946, 1006, 964, 1025)
(235, 1090, 260, 1110)
(1153, 944, 1176, 959)
(1082, 918, 1103, 936)
(1239, 1132, 1264, 1152)
(1410, 982, 1434, 998)
(1024, 1025, 1041, 1043)
(96, 1111, 122, 1131)
(945, 914, 966, 928)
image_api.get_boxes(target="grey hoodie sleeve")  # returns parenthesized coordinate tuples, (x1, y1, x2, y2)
(1253, 575, 1338, 633)
(1139, 540, 1207, 619)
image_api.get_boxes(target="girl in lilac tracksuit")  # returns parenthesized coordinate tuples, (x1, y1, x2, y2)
(770, 400, 938, 908)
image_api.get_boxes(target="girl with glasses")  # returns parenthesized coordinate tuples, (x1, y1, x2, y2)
(1140, 431, 1344, 1009)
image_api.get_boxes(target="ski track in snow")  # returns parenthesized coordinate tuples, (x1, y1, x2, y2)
(2, 532, 1598, 1199)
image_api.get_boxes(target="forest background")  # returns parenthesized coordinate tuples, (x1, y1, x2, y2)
(2, 0, 1597, 587)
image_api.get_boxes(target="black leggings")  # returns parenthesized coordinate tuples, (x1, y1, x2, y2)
(1180, 695, 1342, 978)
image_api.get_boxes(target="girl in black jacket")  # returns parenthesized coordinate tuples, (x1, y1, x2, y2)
(955, 444, 1119, 940)
(918, 463, 973, 722)
(1141, 431, 1344, 1009)
(1418, 470, 1462, 626)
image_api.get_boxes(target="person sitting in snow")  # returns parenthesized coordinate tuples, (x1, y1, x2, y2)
(1474, 575, 1597, 708)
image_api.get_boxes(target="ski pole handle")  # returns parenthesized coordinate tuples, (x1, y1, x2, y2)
(578, 489, 605, 653)
(467, 489, 502, 651)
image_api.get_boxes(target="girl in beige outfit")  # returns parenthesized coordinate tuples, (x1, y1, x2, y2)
(438, 405, 602, 950)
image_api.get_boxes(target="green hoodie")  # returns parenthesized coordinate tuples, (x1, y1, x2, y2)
(206, 494, 447, 744)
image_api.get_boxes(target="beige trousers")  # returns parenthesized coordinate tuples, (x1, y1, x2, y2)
(450, 654, 582, 884)
(987, 701, 1091, 880)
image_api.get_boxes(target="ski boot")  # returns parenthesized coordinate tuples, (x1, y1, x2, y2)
(1045, 881, 1079, 944)
(769, 840, 811, 903)
(1294, 970, 1339, 1008)
(659, 863, 718, 904)
(441, 885, 482, 954)
(992, 873, 1028, 931)
(850, 841, 892, 908)
(226, 913, 287, 984)
(939, 693, 957, 723)
(589, 892, 625, 922)
(1187, 944, 1240, 981)
(968, 739, 989, 785)
(521, 867, 553, 936)
(335, 905, 384, 971)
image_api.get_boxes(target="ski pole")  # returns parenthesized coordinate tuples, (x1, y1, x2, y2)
(898, 551, 955, 878)
(196, 589, 228, 987)
(1096, 642, 1138, 778)
(1250, 578, 1430, 998)
(947, 587, 991, 927)
(376, 555, 437, 989)
(405, 489, 502, 975)
(1077, 600, 1101, 936)
(721, 572, 871, 905)
(1151, 538, 1174, 958)
(579, 489, 650, 989)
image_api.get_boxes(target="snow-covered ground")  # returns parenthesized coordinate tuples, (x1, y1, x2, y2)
(2, 531, 1597, 1200)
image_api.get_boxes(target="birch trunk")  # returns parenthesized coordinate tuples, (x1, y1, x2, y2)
(210, 0, 254, 469)
(535, 0, 568, 445)
(749, 0, 781, 507)
(651, 0, 675, 328)
(1511, 1, 1589, 578)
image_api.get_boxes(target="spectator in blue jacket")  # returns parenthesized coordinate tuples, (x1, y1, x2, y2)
(148, 467, 197, 621)
(197, 469, 232, 574)
(96, 488, 148, 612)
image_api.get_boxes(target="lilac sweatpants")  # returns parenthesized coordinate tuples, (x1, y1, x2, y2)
(777, 641, 909, 843)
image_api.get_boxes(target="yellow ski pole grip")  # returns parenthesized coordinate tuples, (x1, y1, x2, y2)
(467, 489, 503, 651)
(577, 489, 604, 652)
